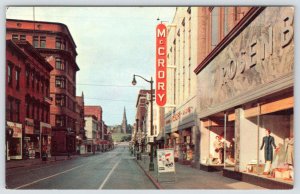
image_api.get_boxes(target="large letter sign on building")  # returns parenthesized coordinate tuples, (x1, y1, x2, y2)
(156, 23, 167, 106)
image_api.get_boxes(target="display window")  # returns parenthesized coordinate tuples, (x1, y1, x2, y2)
(179, 129, 195, 162)
(24, 135, 40, 158)
(7, 122, 22, 160)
(9, 138, 22, 159)
(240, 107, 294, 184)
(201, 112, 235, 167)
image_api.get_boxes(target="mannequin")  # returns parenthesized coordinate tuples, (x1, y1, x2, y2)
(285, 135, 294, 166)
(260, 129, 278, 175)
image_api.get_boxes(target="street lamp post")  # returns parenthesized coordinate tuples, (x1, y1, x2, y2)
(132, 74, 155, 171)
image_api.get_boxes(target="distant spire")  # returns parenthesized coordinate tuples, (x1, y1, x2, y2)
(121, 106, 128, 133)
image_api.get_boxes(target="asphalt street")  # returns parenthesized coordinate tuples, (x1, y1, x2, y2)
(6, 143, 156, 189)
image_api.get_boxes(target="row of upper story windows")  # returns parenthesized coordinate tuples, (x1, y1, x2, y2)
(55, 75, 76, 96)
(26, 66, 50, 97)
(25, 97, 50, 123)
(7, 61, 50, 97)
(55, 93, 77, 113)
(55, 58, 76, 81)
(55, 114, 76, 129)
(11, 34, 75, 56)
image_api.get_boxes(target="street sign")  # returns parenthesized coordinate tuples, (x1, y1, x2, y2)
(157, 149, 175, 173)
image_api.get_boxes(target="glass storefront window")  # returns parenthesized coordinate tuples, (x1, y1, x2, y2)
(9, 138, 22, 159)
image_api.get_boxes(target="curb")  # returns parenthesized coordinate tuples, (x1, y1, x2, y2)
(135, 160, 162, 189)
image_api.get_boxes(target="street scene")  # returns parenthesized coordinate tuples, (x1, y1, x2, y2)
(5, 6, 294, 190)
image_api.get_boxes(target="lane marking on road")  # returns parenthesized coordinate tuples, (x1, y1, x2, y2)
(98, 159, 121, 189)
(14, 163, 86, 189)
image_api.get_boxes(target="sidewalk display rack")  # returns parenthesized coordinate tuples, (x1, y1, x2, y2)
(156, 148, 176, 183)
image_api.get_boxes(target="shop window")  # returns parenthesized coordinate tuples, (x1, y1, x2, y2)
(12, 34, 18, 40)
(20, 34, 26, 41)
(33, 36, 39, 48)
(56, 37, 62, 49)
(211, 7, 220, 49)
(40, 36, 46, 48)
(55, 76, 66, 89)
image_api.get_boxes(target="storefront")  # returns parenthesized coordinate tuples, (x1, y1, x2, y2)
(195, 7, 294, 188)
(7, 121, 22, 160)
(40, 122, 52, 158)
(24, 118, 40, 159)
(164, 97, 198, 165)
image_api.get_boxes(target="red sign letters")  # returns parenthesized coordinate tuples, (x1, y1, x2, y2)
(156, 23, 167, 106)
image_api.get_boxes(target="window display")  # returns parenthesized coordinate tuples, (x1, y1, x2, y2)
(241, 108, 294, 184)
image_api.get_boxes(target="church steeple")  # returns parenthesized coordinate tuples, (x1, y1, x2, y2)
(121, 106, 128, 133)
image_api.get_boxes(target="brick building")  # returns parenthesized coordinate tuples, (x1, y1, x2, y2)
(84, 106, 103, 150)
(6, 19, 80, 155)
(194, 7, 294, 188)
(75, 92, 85, 153)
(133, 90, 152, 153)
(164, 6, 251, 165)
(6, 40, 53, 160)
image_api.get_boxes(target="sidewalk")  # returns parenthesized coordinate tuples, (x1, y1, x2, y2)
(6, 152, 102, 169)
(136, 153, 265, 189)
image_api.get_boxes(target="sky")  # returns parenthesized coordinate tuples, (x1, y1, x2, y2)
(6, 6, 176, 126)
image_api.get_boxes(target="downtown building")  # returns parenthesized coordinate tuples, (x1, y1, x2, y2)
(165, 6, 253, 165)
(193, 7, 294, 189)
(132, 90, 152, 154)
(142, 90, 165, 152)
(84, 106, 112, 151)
(6, 19, 81, 156)
(6, 39, 53, 160)
(75, 92, 86, 154)
(164, 6, 294, 189)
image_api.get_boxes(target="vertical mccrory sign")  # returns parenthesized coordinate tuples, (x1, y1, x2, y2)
(156, 23, 167, 106)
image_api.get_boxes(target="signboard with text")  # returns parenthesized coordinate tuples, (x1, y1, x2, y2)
(155, 23, 167, 106)
(157, 149, 175, 173)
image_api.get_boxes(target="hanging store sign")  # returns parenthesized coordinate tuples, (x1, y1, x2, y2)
(7, 121, 22, 138)
(40, 122, 51, 135)
(25, 118, 34, 134)
(156, 23, 167, 106)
